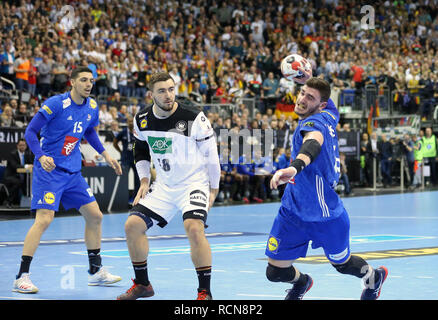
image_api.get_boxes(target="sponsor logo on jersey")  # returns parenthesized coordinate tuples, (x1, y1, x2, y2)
(61, 136, 79, 156)
(328, 247, 349, 262)
(303, 121, 314, 127)
(175, 120, 187, 132)
(189, 190, 207, 207)
(42, 105, 52, 115)
(62, 98, 71, 109)
(148, 136, 172, 154)
(43, 192, 55, 205)
(89, 99, 97, 109)
(267, 236, 280, 253)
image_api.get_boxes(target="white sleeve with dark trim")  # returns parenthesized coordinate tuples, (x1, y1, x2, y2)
(133, 114, 151, 180)
(193, 112, 221, 189)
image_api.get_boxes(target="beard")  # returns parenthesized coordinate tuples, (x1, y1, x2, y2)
(153, 96, 175, 112)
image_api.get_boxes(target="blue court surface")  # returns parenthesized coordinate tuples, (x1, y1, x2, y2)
(0, 191, 437, 300)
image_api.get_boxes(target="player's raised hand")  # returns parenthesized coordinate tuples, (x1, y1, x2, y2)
(39, 155, 56, 172)
(133, 179, 149, 206)
(270, 167, 297, 189)
(293, 66, 313, 85)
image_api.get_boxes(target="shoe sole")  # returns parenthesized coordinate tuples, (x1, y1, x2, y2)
(116, 289, 155, 300)
(88, 277, 122, 286)
(12, 288, 38, 294)
(301, 278, 313, 299)
(375, 266, 388, 299)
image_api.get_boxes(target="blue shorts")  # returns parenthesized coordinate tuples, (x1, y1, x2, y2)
(31, 165, 96, 212)
(265, 205, 351, 264)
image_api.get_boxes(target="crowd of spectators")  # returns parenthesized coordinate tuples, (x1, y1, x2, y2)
(1, 0, 438, 204)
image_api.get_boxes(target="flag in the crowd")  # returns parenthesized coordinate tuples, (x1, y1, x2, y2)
(367, 105, 374, 135)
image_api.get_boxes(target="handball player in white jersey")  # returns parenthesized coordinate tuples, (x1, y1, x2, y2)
(117, 72, 220, 300)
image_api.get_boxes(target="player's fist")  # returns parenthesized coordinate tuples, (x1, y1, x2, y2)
(270, 167, 297, 189)
(39, 155, 56, 172)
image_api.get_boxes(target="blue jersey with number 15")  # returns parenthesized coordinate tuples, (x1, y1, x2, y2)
(37, 92, 99, 173)
(282, 100, 343, 222)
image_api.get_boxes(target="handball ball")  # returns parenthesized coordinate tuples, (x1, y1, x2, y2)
(280, 54, 311, 80)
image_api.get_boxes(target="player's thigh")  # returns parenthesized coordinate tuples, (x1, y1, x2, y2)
(132, 180, 176, 228)
(33, 208, 55, 228)
(267, 257, 296, 268)
(265, 206, 310, 261)
(61, 172, 96, 211)
(312, 209, 351, 264)
(79, 200, 102, 224)
(179, 183, 210, 223)
(31, 167, 69, 212)
(183, 218, 206, 238)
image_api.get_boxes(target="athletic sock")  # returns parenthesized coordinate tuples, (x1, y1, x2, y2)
(293, 272, 309, 287)
(132, 260, 149, 286)
(87, 249, 102, 274)
(17, 255, 33, 279)
(196, 266, 212, 293)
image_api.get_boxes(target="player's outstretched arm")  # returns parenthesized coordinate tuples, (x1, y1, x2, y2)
(270, 131, 323, 189)
(101, 150, 122, 175)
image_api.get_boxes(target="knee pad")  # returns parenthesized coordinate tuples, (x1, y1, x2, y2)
(332, 255, 370, 278)
(266, 263, 296, 283)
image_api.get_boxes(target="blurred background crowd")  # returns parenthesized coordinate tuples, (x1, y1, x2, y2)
(1, 0, 437, 206)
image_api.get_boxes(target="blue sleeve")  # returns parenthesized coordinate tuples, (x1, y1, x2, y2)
(84, 126, 105, 154)
(24, 112, 48, 160)
(39, 96, 61, 120)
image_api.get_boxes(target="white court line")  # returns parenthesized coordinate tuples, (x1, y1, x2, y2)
(0, 296, 49, 300)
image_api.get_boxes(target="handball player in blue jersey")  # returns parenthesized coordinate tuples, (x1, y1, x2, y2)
(265, 75, 388, 300)
(12, 67, 123, 294)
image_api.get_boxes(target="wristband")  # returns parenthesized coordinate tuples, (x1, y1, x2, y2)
(290, 158, 306, 175)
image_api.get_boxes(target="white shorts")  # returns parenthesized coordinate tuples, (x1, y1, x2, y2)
(131, 180, 210, 228)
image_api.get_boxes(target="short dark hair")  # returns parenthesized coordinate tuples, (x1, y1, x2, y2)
(71, 67, 93, 79)
(148, 72, 174, 90)
(305, 77, 331, 102)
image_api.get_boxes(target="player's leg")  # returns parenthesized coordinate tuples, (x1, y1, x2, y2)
(78, 200, 122, 286)
(13, 165, 65, 294)
(318, 209, 388, 300)
(266, 258, 312, 300)
(181, 183, 213, 300)
(265, 207, 313, 300)
(183, 217, 212, 299)
(124, 213, 151, 286)
(118, 183, 173, 300)
(60, 173, 121, 286)
(13, 209, 55, 293)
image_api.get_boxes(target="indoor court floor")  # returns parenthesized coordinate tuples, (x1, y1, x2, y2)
(0, 191, 437, 300)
